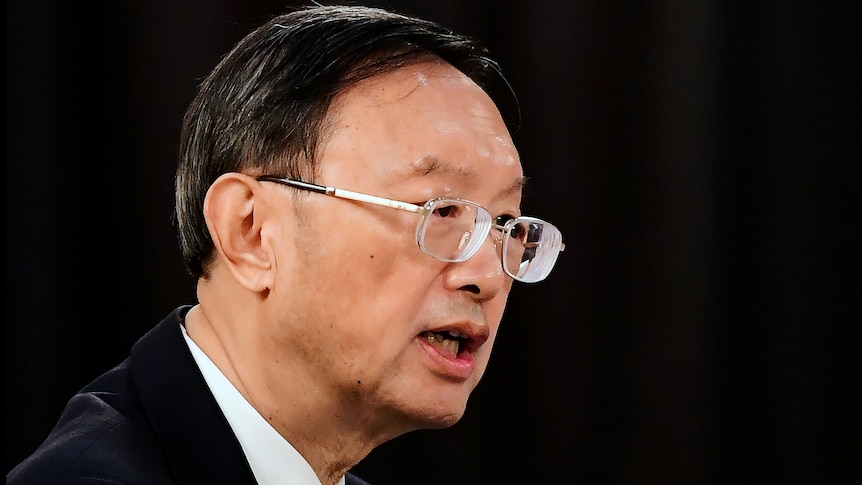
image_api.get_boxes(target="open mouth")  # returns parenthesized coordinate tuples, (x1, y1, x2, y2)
(420, 330, 468, 357)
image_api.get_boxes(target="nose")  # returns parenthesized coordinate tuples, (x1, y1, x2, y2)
(441, 232, 508, 300)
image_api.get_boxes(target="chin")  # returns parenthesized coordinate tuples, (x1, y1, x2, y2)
(424, 412, 464, 430)
(399, 411, 463, 432)
(399, 395, 469, 430)
(376, 368, 478, 432)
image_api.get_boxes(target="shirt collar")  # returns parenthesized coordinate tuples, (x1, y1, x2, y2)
(181, 323, 346, 485)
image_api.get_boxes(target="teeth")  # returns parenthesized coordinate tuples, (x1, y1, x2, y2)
(424, 332, 461, 356)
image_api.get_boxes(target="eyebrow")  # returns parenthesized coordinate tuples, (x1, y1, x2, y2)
(410, 155, 527, 198)
(411, 156, 477, 179)
(505, 174, 529, 196)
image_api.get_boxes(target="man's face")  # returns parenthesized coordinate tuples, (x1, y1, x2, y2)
(265, 61, 523, 431)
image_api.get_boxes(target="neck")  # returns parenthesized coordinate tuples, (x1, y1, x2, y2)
(185, 283, 394, 484)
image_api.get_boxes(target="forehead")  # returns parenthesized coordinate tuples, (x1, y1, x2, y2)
(319, 61, 523, 197)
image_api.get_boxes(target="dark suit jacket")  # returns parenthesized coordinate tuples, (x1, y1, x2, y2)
(7, 305, 371, 485)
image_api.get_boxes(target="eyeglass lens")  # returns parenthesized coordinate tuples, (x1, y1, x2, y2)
(419, 200, 492, 263)
(502, 217, 561, 282)
(418, 199, 561, 282)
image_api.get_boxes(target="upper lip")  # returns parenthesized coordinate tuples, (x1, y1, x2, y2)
(423, 320, 490, 354)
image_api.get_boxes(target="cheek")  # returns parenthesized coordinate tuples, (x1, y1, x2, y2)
(294, 222, 438, 335)
(328, 218, 436, 294)
(341, 258, 438, 334)
(305, 202, 419, 269)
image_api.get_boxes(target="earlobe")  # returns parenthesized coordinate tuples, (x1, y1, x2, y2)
(203, 173, 277, 293)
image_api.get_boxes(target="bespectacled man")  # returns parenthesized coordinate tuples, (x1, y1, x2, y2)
(8, 5, 564, 485)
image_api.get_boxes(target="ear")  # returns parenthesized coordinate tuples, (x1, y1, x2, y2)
(203, 172, 281, 293)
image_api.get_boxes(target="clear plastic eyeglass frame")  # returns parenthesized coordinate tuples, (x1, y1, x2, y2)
(257, 175, 565, 283)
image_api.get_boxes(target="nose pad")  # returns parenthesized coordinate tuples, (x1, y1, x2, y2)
(478, 231, 506, 273)
(457, 231, 471, 251)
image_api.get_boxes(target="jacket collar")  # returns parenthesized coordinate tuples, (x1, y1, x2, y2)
(130, 305, 258, 484)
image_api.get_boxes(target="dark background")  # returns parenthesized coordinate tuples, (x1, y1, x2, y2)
(7, 1, 859, 484)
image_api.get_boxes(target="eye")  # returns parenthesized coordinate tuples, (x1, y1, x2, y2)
(495, 214, 516, 227)
(499, 216, 528, 239)
(432, 204, 460, 218)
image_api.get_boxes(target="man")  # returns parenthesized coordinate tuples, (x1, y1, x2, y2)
(8, 5, 564, 484)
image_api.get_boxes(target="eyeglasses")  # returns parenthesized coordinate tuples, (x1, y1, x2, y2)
(257, 176, 565, 283)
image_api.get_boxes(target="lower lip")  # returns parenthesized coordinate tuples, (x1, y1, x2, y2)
(416, 337, 476, 380)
